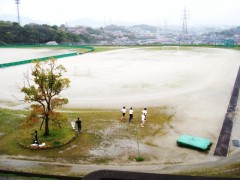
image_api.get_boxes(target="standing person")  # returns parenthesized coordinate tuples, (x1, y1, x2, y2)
(141, 113, 146, 127)
(75, 117, 82, 133)
(33, 130, 39, 145)
(121, 106, 126, 119)
(129, 107, 133, 122)
(71, 121, 75, 131)
(142, 108, 147, 120)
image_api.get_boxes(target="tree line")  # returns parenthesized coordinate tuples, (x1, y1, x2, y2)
(0, 21, 92, 45)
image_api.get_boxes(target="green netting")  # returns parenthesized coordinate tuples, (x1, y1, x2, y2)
(177, 134, 212, 151)
(0, 45, 94, 68)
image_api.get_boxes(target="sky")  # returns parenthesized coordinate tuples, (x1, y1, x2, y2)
(0, 0, 240, 27)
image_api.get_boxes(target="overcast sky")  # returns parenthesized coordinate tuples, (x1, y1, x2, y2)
(0, 0, 240, 26)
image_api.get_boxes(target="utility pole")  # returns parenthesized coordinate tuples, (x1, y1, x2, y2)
(15, 0, 20, 24)
(181, 7, 189, 44)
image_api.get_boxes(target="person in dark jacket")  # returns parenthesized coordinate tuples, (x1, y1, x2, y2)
(33, 130, 39, 145)
(75, 117, 82, 133)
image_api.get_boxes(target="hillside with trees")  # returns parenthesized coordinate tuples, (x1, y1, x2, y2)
(1, 20, 239, 45)
(0, 21, 83, 45)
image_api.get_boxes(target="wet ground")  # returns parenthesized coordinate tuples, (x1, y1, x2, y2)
(0, 48, 74, 63)
(0, 47, 240, 175)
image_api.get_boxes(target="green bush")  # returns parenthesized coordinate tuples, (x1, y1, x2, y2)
(135, 156, 144, 162)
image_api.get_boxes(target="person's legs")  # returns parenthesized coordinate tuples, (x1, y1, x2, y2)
(129, 114, 133, 122)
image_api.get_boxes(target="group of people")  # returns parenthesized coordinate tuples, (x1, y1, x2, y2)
(121, 106, 147, 127)
(121, 106, 134, 122)
(71, 117, 82, 133)
(71, 107, 148, 133)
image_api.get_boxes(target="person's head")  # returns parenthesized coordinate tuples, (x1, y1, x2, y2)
(123, 106, 125, 109)
(130, 107, 132, 110)
(144, 108, 147, 110)
(78, 117, 80, 120)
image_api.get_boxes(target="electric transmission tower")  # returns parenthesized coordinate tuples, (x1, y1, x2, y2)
(15, 0, 20, 24)
(181, 7, 189, 44)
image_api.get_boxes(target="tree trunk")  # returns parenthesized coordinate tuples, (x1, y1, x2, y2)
(44, 115, 49, 136)
(44, 102, 51, 136)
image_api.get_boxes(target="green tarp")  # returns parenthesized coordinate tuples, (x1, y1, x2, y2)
(177, 134, 212, 151)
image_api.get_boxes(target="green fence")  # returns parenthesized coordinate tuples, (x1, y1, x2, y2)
(0, 45, 94, 68)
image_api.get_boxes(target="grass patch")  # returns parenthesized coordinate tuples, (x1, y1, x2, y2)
(144, 141, 159, 147)
(0, 108, 27, 154)
(92, 46, 126, 53)
(177, 162, 240, 178)
(0, 173, 57, 180)
(135, 156, 145, 162)
(164, 159, 184, 164)
(135, 107, 172, 139)
(0, 107, 172, 163)
(140, 46, 194, 51)
(93, 157, 113, 164)
(233, 46, 240, 51)
(0, 173, 18, 178)
(18, 127, 76, 149)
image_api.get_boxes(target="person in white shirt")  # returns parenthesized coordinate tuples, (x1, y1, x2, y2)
(142, 108, 147, 120)
(121, 106, 126, 119)
(129, 107, 133, 122)
(71, 121, 75, 130)
(141, 113, 146, 127)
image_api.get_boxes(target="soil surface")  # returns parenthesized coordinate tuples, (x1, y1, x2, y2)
(0, 47, 240, 176)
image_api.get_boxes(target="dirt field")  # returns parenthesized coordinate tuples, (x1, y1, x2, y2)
(0, 48, 74, 63)
(0, 47, 240, 175)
